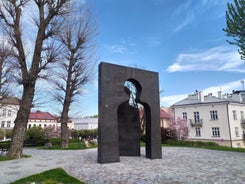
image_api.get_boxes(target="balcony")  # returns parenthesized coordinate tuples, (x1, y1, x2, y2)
(241, 119, 245, 128)
(190, 119, 203, 127)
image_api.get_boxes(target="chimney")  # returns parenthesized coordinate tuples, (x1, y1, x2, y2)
(218, 91, 222, 99)
(198, 91, 204, 102)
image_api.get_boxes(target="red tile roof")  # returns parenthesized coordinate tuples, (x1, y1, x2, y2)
(139, 108, 171, 119)
(29, 110, 57, 120)
(160, 108, 171, 119)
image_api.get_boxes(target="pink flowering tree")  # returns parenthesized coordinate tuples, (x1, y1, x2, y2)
(168, 117, 189, 140)
(43, 125, 62, 139)
(162, 117, 189, 141)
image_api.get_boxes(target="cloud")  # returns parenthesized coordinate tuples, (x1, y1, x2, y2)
(105, 38, 136, 54)
(173, 0, 227, 32)
(161, 94, 187, 107)
(166, 46, 243, 73)
(106, 44, 127, 54)
(160, 79, 245, 107)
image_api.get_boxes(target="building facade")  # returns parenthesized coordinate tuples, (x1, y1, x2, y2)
(73, 117, 98, 130)
(28, 110, 74, 129)
(172, 91, 245, 148)
(28, 110, 58, 129)
(0, 97, 20, 130)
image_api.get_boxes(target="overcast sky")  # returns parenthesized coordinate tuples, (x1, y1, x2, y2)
(33, 0, 245, 116)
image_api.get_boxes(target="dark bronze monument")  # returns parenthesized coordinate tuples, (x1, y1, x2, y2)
(98, 62, 162, 163)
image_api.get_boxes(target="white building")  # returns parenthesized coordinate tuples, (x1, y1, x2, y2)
(28, 110, 74, 129)
(73, 117, 98, 130)
(172, 90, 245, 148)
(0, 97, 20, 130)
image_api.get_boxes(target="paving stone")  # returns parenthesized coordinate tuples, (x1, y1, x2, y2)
(0, 147, 244, 184)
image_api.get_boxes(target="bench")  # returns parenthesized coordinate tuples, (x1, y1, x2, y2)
(0, 141, 10, 156)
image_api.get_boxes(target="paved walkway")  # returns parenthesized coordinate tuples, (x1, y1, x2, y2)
(0, 147, 244, 184)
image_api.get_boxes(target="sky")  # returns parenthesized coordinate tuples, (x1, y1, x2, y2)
(33, 0, 245, 117)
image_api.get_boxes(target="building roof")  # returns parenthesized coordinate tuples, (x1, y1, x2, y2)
(29, 110, 57, 121)
(0, 96, 20, 105)
(160, 108, 171, 119)
(172, 91, 244, 106)
(139, 107, 171, 119)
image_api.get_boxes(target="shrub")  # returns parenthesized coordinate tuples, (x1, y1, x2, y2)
(163, 139, 219, 147)
(5, 129, 13, 139)
(43, 125, 61, 139)
(71, 129, 79, 139)
(79, 129, 98, 139)
(161, 127, 178, 143)
(48, 138, 61, 145)
(25, 127, 45, 146)
(0, 128, 5, 140)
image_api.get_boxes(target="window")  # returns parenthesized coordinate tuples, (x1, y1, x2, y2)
(8, 110, 12, 117)
(241, 111, 244, 120)
(210, 110, 218, 120)
(28, 124, 31, 129)
(2, 109, 6, 117)
(1, 121, 5, 128)
(182, 112, 187, 120)
(194, 112, 200, 123)
(7, 121, 11, 128)
(195, 127, 201, 137)
(232, 110, 237, 120)
(235, 127, 239, 137)
(212, 127, 220, 137)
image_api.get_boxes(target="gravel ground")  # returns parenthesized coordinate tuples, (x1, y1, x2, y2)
(0, 147, 244, 184)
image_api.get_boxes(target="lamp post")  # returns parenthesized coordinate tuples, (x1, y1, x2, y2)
(78, 136, 82, 149)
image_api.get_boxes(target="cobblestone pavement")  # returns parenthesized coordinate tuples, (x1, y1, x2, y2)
(0, 147, 244, 184)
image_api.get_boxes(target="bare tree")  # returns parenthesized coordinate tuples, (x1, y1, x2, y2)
(0, 0, 71, 158)
(52, 2, 97, 148)
(0, 42, 15, 96)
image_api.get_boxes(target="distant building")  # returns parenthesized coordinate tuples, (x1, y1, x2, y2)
(0, 96, 20, 130)
(73, 117, 98, 130)
(28, 110, 58, 129)
(28, 110, 74, 129)
(172, 90, 245, 148)
(160, 107, 172, 128)
(139, 107, 172, 134)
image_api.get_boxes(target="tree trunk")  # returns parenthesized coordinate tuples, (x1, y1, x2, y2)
(61, 97, 70, 148)
(61, 122, 69, 148)
(7, 85, 35, 158)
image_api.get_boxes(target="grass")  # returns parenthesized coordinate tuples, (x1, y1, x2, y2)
(43, 142, 97, 150)
(0, 154, 31, 162)
(11, 168, 85, 184)
(163, 143, 245, 152)
(162, 140, 245, 152)
(0, 155, 15, 161)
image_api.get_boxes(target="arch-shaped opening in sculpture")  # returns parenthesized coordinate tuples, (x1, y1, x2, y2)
(117, 79, 151, 157)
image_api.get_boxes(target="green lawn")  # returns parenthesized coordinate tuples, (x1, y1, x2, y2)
(0, 154, 30, 161)
(44, 142, 97, 150)
(0, 156, 15, 161)
(11, 168, 85, 184)
(162, 140, 245, 152)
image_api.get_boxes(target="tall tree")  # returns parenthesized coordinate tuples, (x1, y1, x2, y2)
(52, 2, 97, 148)
(223, 0, 245, 60)
(0, 0, 71, 158)
(0, 42, 15, 96)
